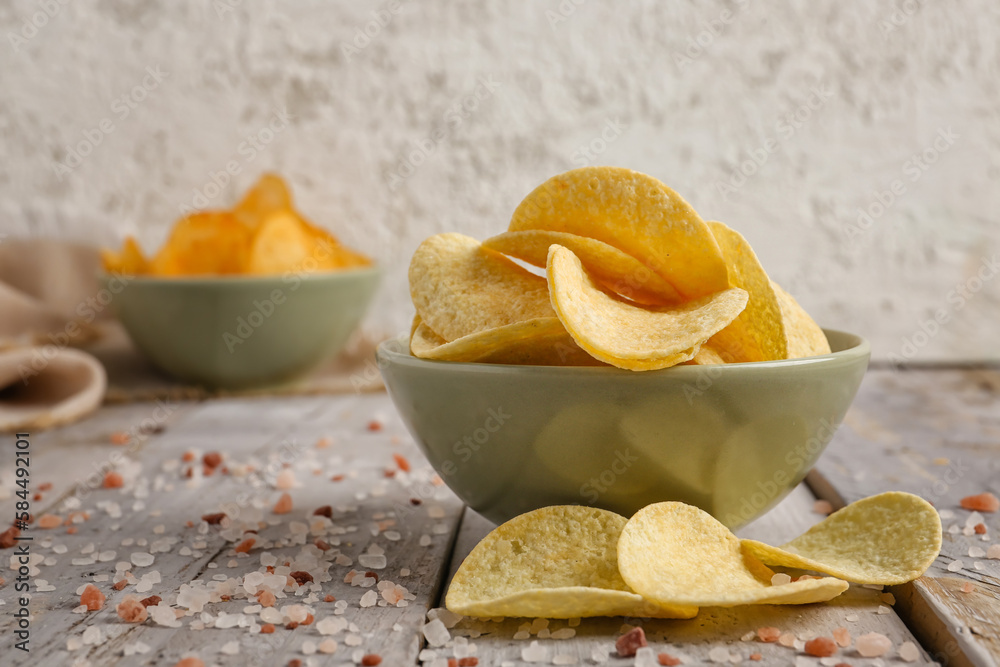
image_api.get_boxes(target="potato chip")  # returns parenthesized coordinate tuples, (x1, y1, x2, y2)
(772, 281, 832, 358)
(684, 342, 729, 365)
(509, 166, 728, 299)
(706, 222, 787, 362)
(483, 230, 681, 305)
(445, 506, 697, 619)
(546, 245, 747, 370)
(233, 172, 292, 230)
(245, 210, 318, 275)
(409, 233, 555, 342)
(300, 220, 370, 270)
(410, 315, 601, 366)
(149, 212, 250, 276)
(618, 502, 849, 607)
(101, 236, 149, 275)
(741, 492, 941, 585)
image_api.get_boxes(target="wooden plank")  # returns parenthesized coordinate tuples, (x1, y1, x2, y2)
(439, 485, 930, 666)
(0, 394, 464, 666)
(812, 368, 1000, 667)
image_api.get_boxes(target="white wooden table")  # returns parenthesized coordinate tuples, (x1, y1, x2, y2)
(0, 367, 997, 666)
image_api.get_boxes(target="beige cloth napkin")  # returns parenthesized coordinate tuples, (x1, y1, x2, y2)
(0, 239, 107, 432)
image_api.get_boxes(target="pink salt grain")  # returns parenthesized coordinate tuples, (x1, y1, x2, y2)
(615, 627, 647, 657)
(37, 514, 62, 529)
(813, 499, 834, 515)
(174, 659, 206, 667)
(757, 627, 782, 643)
(80, 584, 105, 611)
(856, 632, 893, 657)
(272, 493, 293, 514)
(832, 627, 851, 647)
(778, 632, 797, 648)
(804, 637, 837, 657)
(658, 653, 682, 666)
(116, 596, 148, 623)
(275, 470, 296, 490)
(960, 493, 999, 513)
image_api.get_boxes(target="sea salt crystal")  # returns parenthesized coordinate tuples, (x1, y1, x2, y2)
(97, 551, 116, 562)
(123, 641, 150, 656)
(513, 630, 530, 640)
(969, 546, 986, 558)
(358, 553, 387, 569)
(216, 613, 245, 629)
(149, 604, 181, 628)
(770, 573, 792, 586)
(552, 654, 578, 665)
(521, 640, 547, 663)
(360, 590, 378, 607)
(130, 552, 154, 567)
(947, 559, 964, 572)
(220, 641, 239, 655)
(551, 628, 576, 639)
(709, 647, 733, 663)
(344, 634, 362, 646)
(318, 639, 338, 654)
(590, 645, 610, 663)
(260, 607, 283, 624)
(302, 640, 317, 655)
(899, 641, 920, 662)
(67, 636, 83, 651)
(317, 616, 347, 635)
(82, 626, 102, 645)
(423, 618, 450, 647)
(419, 535, 432, 547)
(988, 544, 1000, 559)
(428, 607, 464, 628)
(876, 605, 891, 615)
(634, 647, 657, 667)
(530, 618, 549, 633)
(856, 632, 893, 657)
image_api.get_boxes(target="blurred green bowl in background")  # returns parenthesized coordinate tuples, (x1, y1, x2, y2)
(101, 266, 380, 389)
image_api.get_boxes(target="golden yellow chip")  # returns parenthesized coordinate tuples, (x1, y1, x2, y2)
(772, 281, 832, 358)
(706, 222, 787, 362)
(445, 506, 697, 619)
(233, 173, 292, 230)
(409, 233, 555, 342)
(410, 315, 601, 366)
(149, 212, 250, 276)
(618, 502, 848, 607)
(300, 220, 371, 270)
(684, 342, 729, 365)
(547, 245, 747, 371)
(483, 230, 681, 305)
(244, 210, 317, 275)
(741, 492, 942, 585)
(510, 167, 728, 299)
(101, 236, 148, 275)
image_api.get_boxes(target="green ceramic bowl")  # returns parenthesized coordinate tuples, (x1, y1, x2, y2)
(102, 266, 380, 389)
(378, 330, 869, 527)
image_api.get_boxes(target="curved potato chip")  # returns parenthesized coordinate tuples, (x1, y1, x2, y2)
(301, 220, 371, 270)
(409, 233, 554, 342)
(683, 342, 729, 365)
(509, 167, 728, 299)
(446, 506, 697, 619)
(149, 212, 250, 276)
(706, 222, 787, 362)
(101, 236, 148, 275)
(618, 502, 849, 607)
(546, 245, 746, 371)
(234, 173, 292, 230)
(483, 230, 681, 305)
(410, 316, 601, 366)
(741, 492, 942, 585)
(245, 210, 317, 275)
(772, 281, 831, 358)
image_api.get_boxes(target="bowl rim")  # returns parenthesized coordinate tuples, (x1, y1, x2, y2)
(97, 263, 381, 286)
(377, 328, 870, 375)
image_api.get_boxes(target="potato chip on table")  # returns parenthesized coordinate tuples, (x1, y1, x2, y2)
(742, 491, 941, 584)
(445, 505, 697, 619)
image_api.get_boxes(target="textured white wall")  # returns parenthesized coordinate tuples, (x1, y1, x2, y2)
(1, 0, 998, 362)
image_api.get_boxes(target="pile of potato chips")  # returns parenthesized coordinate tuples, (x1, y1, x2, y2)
(409, 166, 830, 369)
(102, 174, 370, 277)
(446, 493, 941, 619)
